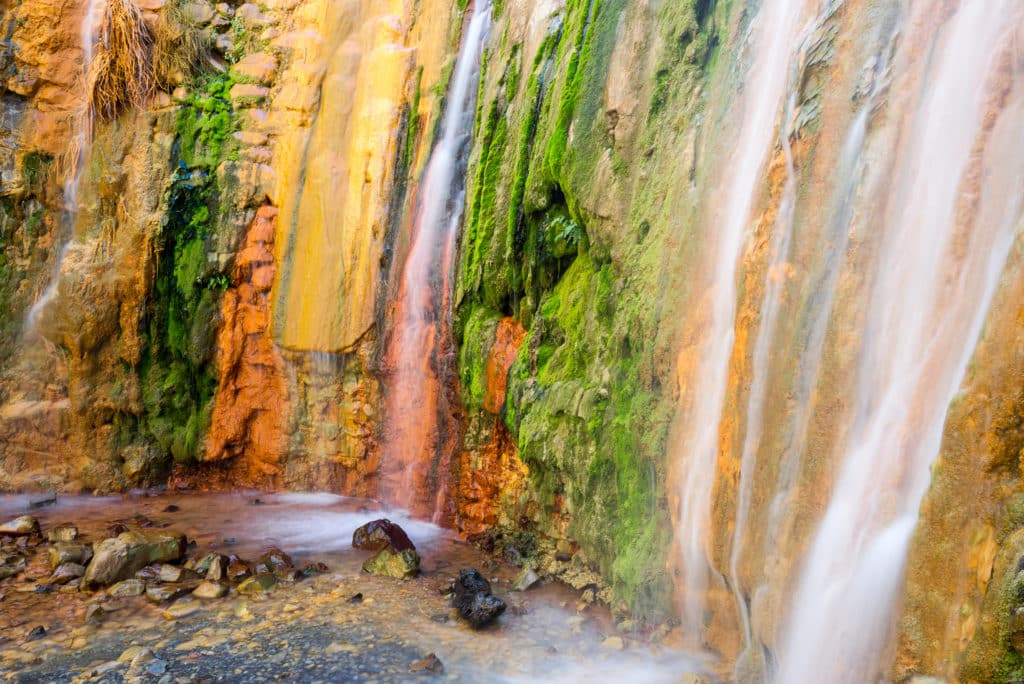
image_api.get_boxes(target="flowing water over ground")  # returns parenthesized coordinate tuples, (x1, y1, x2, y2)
(0, 493, 701, 683)
(382, 3, 492, 521)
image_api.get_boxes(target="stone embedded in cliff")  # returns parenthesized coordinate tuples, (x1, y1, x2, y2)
(48, 542, 92, 569)
(0, 515, 40, 536)
(451, 568, 506, 629)
(352, 519, 416, 552)
(81, 531, 187, 588)
(361, 548, 420, 579)
(230, 53, 278, 86)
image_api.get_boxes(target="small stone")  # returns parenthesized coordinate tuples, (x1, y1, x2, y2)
(512, 566, 540, 592)
(118, 645, 146, 662)
(146, 583, 194, 604)
(362, 548, 420, 579)
(0, 516, 39, 536)
(25, 625, 46, 642)
(163, 505, 180, 513)
(60, 578, 81, 593)
(192, 581, 228, 599)
(205, 555, 228, 581)
(49, 542, 92, 569)
(159, 565, 198, 583)
(347, 592, 364, 604)
(163, 600, 203, 620)
(49, 562, 86, 585)
(302, 562, 329, 577)
(255, 547, 293, 574)
(410, 653, 444, 673)
(237, 573, 277, 594)
(352, 519, 416, 552)
(108, 579, 147, 598)
(601, 636, 625, 651)
(46, 523, 78, 543)
(227, 559, 251, 581)
(85, 604, 106, 624)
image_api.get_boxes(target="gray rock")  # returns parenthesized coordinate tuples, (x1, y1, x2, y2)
(82, 530, 187, 588)
(512, 566, 540, 592)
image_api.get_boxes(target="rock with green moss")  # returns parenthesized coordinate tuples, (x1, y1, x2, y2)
(362, 548, 420, 580)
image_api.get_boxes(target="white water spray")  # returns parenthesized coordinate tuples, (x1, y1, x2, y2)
(25, 0, 105, 333)
(675, 0, 811, 639)
(776, 1, 1024, 680)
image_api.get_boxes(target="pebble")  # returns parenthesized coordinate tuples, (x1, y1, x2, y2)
(192, 581, 228, 599)
(163, 600, 203, 620)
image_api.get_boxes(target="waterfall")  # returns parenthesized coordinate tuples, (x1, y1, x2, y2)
(674, 0, 811, 639)
(381, 2, 492, 520)
(775, 1, 1024, 680)
(25, 0, 105, 333)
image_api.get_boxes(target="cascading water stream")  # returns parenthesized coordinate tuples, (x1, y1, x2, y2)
(776, 1, 1024, 680)
(728, 86, 798, 653)
(675, 0, 810, 639)
(25, 0, 105, 333)
(381, 2, 491, 521)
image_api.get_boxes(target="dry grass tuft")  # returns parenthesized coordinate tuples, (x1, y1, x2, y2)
(150, 0, 208, 92)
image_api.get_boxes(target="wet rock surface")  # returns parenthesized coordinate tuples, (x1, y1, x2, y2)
(353, 519, 416, 553)
(452, 569, 507, 629)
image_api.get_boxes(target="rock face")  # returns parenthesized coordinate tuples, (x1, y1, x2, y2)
(81, 531, 187, 588)
(451, 569, 505, 629)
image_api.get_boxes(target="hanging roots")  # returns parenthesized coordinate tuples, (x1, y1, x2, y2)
(90, 0, 207, 119)
(90, 0, 154, 117)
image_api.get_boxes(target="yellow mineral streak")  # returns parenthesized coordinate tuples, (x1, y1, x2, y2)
(271, 0, 455, 352)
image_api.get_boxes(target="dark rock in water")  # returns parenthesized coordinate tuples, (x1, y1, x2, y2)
(410, 653, 444, 673)
(25, 625, 46, 642)
(162, 505, 180, 513)
(0, 515, 39, 536)
(28, 495, 57, 510)
(347, 592, 364, 604)
(430, 613, 449, 623)
(362, 548, 420, 579)
(106, 523, 129, 536)
(452, 568, 506, 629)
(352, 519, 415, 552)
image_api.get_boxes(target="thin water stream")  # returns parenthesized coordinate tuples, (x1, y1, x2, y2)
(382, 2, 492, 521)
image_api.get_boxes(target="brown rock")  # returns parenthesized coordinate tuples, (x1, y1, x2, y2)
(82, 531, 187, 588)
(352, 519, 416, 553)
